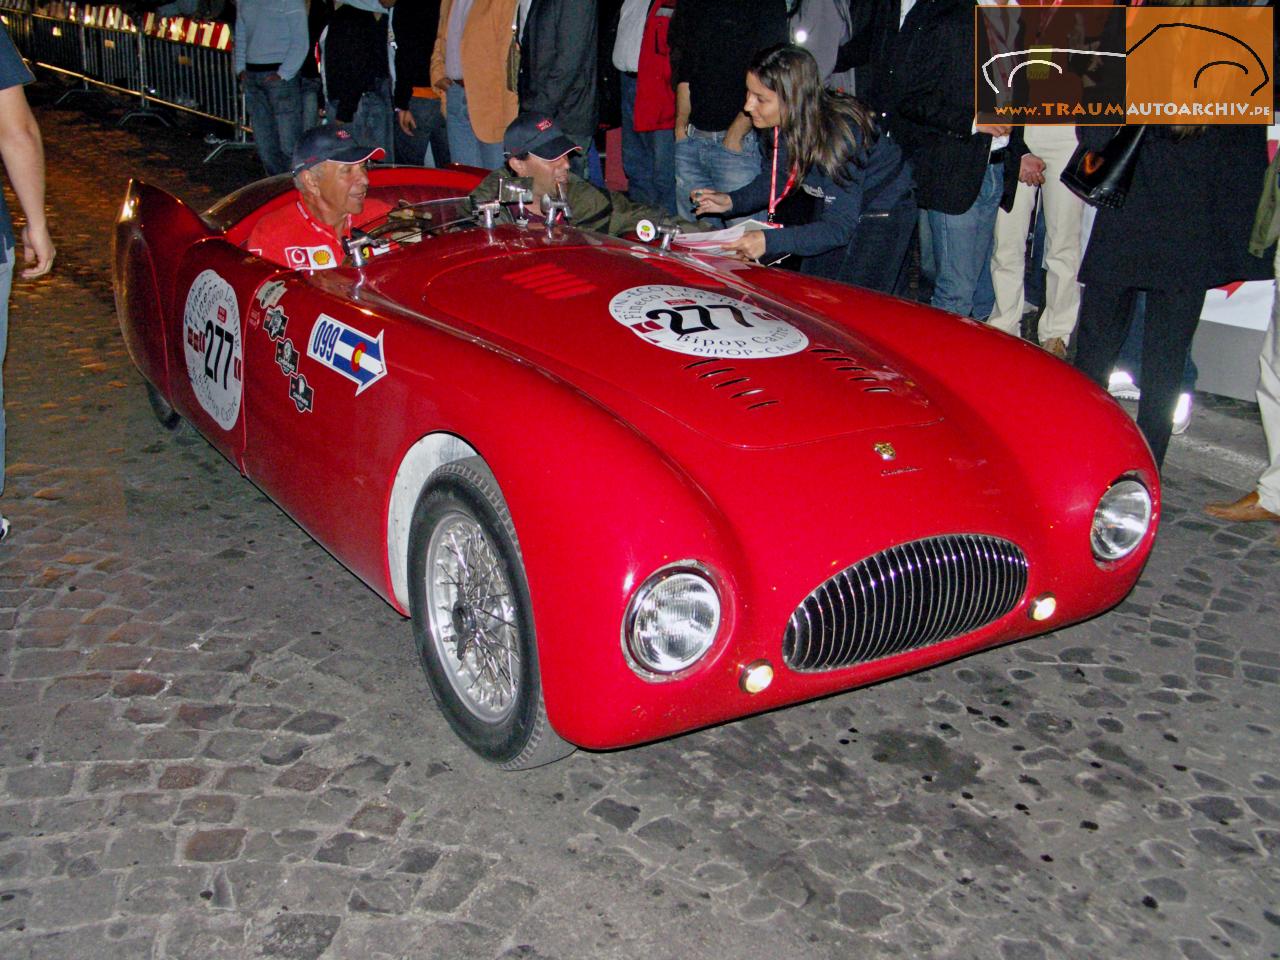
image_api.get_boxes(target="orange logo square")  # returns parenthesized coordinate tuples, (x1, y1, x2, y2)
(1126, 7, 1272, 124)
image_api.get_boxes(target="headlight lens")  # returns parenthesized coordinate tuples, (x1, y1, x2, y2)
(1091, 479, 1152, 560)
(624, 566, 721, 675)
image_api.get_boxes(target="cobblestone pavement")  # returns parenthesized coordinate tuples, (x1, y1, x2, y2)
(1, 93, 1279, 960)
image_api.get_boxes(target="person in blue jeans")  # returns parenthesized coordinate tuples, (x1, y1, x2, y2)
(0, 25, 57, 542)
(235, 0, 309, 176)
(668, 0, 788, 225)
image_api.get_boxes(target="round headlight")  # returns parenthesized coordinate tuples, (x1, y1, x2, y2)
(1091, 479, 1152, 561)
(624, 566, 721, 676)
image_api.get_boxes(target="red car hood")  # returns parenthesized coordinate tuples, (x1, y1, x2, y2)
(421, 244, 938, 449)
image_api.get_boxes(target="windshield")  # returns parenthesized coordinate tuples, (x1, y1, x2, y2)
(351, 195, 480, 255)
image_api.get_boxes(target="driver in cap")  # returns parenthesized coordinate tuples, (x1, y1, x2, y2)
(469, 112, 701, 237)
(246, 126, 391, 270)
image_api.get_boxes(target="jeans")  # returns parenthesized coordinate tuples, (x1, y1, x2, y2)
(673, 125, 760, 224)
(620, 73, 676, 215)
(300, 76, 324, 131)
(244, 71, 303, 176)
(445, 83, 505, 169)
(394, 95, 450, 167)
(926, 162, 1002, 318)
(802, 196, 918, 295)
(329, 78, 395, 162)
(0, 244, 12, 499)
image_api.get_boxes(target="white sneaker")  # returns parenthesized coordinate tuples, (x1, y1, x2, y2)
(1172, 392, 1193, 435)
(1108, 370, 1140, 401)
(0, 516, 8, 543)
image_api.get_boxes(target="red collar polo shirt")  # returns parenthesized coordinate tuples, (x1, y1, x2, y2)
(246, 197, 393, 270)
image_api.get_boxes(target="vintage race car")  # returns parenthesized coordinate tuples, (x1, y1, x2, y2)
(113, 166, 1160, 768)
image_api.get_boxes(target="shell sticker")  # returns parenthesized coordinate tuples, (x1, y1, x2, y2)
(183, 269, 243, 430)
(608, 284, 808, 359)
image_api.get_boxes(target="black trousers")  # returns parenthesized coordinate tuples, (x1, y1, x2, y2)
(1073, 281, 1207, 468)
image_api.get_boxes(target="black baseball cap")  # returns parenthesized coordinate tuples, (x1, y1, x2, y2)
(291, 126, 386, 176)
(503, 112, 580, 161)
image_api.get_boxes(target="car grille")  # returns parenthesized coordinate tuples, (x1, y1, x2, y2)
(782, 535, 1028, 672)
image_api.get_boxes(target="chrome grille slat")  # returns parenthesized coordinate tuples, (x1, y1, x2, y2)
(919, 537, 946, 647)
(782, 535, 1028, 673)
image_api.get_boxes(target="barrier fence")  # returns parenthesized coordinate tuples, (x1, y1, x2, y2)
(0, 1, 251, 162)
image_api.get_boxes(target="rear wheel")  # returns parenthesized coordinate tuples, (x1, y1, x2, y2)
(145, 381, 182, 431)
(407, 457, 573, 770)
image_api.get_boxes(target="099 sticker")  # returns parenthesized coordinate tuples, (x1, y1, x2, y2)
(183, 269, 243, 430)
(608, 285, 808, 359)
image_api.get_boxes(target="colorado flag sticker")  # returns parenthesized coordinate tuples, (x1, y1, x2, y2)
(307, 314, 387, 395)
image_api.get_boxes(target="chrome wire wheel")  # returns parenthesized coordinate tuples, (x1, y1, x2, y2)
(408, 456, 573, 768)
(424, 509, 521, 723)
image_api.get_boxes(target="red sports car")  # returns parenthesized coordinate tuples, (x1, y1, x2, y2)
(113, 166, 1159, 769)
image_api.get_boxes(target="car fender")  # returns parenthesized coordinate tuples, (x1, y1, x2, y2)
(114, 180, 216, 396)
(375, 331, 748, 748)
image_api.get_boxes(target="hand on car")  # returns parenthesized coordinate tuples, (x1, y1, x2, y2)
(691, 189, 731, 216)
(721, 230, 765, 263)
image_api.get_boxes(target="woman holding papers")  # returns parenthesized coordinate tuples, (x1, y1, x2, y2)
(691, 44, 914, 294)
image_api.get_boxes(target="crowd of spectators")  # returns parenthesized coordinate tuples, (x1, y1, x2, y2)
(224, 0, 1279, 501)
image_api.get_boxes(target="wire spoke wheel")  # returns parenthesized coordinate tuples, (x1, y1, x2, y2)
(408, 457, 573, 769)
(425, 511, 521, 723)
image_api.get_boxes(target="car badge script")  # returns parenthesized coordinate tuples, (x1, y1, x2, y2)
(307, 314, 387, 395)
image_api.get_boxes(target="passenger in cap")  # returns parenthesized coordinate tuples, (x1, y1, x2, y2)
(469, 112, 702, 238)
(246, 126, 393, 269)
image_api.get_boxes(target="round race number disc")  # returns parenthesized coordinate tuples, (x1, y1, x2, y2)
(608, 284, 808, 359)
(183, 269, 243, 430)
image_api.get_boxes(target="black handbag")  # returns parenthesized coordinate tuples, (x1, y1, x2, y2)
(1060, 125, 1148, 209)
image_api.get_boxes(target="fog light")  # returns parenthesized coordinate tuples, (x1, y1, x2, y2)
(1029, 594, 1056, 621)
(740, 660, 773, 694)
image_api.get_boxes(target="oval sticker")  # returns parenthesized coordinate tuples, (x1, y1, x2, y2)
(183, 269, 243, 431)
(608, 285, 808, 359)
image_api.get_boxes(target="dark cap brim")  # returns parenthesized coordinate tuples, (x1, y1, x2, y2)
(294, 145, 386, 175)
(527, 136, 581, 162)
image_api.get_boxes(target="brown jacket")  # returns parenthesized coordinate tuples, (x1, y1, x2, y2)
(430, 0, 519, 144)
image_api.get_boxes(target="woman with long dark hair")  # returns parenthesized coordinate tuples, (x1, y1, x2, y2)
(690, 44, 914, 293)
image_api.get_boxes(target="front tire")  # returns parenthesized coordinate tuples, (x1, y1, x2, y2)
(407, 458, 573, 770)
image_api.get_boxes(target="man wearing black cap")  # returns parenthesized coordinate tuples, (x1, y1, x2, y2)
(246, 126, 391, 269)
(469, 112, 697, 237)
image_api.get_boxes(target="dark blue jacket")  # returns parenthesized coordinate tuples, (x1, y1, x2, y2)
(727, 126, 912, 260)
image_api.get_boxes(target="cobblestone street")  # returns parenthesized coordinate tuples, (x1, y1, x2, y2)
(1, 92, 1279, 960)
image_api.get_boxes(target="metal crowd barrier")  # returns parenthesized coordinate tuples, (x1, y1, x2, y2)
(0, 2, 252, 163)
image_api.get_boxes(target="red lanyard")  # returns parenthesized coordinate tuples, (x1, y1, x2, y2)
(767, 128, 797, 223)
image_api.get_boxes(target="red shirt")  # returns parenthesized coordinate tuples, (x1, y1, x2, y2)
(246, 197, 393, 270)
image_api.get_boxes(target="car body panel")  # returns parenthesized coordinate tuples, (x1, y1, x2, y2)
(114, 166, 1161, 751)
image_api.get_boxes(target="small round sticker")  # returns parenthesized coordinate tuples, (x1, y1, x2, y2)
(636, 219, 656, 243)
(608, 285, 808, 359)
(183, 269, 243, 430)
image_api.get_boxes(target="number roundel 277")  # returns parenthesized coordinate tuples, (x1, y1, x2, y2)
(608, 285, 808, 359)
(182, 269, 243, 431)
